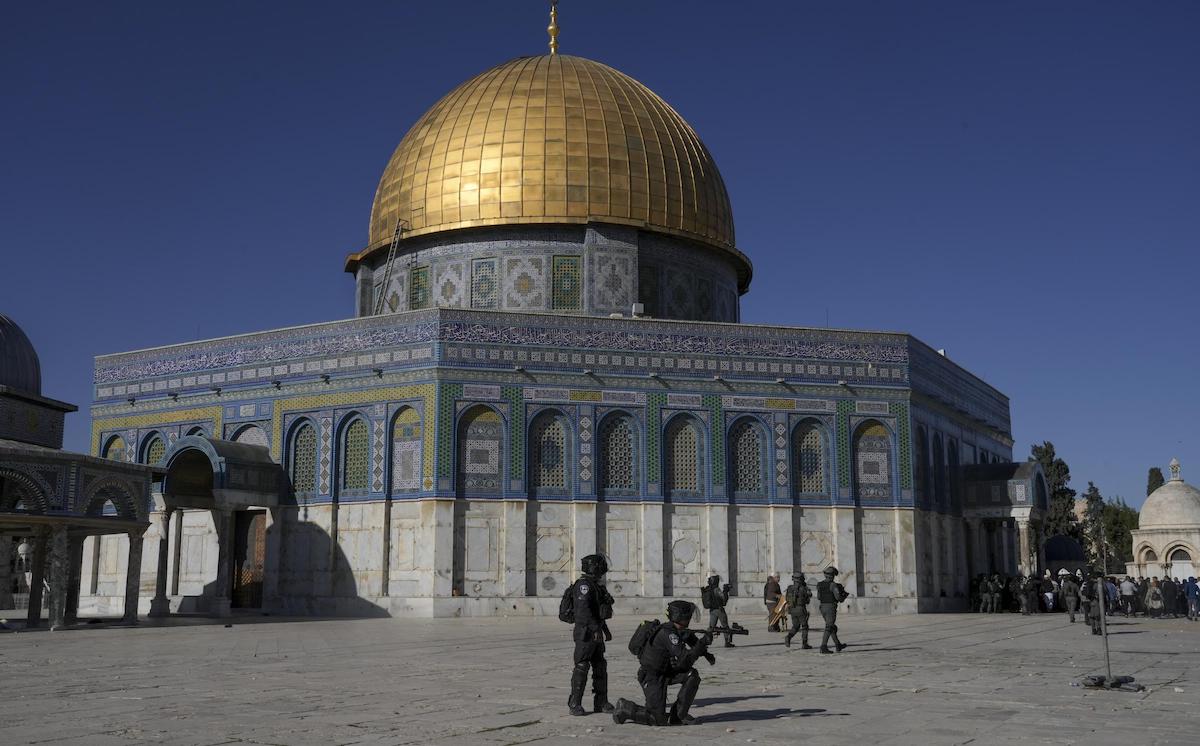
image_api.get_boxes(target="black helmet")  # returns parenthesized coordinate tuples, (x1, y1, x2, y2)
(823, 566, 838, 577)
(581, 554, 608, 577)
(792, 571, 805, 581)
(666, 599, 695, 626)
(707, 574, 721, 587)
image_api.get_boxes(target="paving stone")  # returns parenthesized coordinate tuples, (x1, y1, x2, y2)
(0, 613, 1196, 745)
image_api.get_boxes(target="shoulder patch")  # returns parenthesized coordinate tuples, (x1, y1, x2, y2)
(578, 583, 590, 596)
(668, 633, 680, 646)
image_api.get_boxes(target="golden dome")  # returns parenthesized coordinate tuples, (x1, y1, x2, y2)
(349, 54, 746, 284)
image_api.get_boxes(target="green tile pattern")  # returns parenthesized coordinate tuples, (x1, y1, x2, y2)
(646, 392, 666, 484)
(890, 400, 912, 490)
(436, 382, 463, 478)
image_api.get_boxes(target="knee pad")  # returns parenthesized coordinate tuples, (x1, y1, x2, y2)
(573, 661, 591, 675)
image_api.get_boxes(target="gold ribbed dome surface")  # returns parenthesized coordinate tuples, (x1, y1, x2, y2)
(356, 54, 739, 269)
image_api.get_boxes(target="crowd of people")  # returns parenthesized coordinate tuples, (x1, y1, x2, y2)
(970, 569, 1200, 621)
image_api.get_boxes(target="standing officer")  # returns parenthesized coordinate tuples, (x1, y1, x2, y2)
(613, 600, 712, 726)
(702, 575, 735, 647)
(1078, 571, 1101, 635)
(817, 566, 849, 653)
(567, 554, 615, 716)
(1059, 570, 1081, 623)
(783, 571, 813, 649)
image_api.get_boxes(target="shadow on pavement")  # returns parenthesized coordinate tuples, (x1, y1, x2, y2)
(693, 694, 781, 707)
(699, 707, 849, 723)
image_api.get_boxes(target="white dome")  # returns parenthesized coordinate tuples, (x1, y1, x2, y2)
(1140, 461, 1200, 529)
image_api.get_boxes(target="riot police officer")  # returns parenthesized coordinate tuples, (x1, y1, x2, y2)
(613, 600, 712, 726)
(817, 566, 849, 653)
(567, 554, 615, 716)
(702, 574, 735, 647)
(783, 571, 813, 649)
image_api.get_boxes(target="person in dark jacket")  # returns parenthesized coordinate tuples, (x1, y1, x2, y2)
(783, 571, 813, 649)
(763, 573, 782, 632)
(702, 574, 735, 647)
(1059, 571, 1081, 623)
(613, 600, 713, 726)
(567, 554, 615, 716)
(1161, 577, 1178, 618)
(817, 566, 849, 653)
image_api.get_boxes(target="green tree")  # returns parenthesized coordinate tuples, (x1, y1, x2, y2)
(1101, 496, 1139, 567)
(1030, 441, 1079, 539)
(1080, 481, 1104, 564)
(1147, 467, 1165, 496)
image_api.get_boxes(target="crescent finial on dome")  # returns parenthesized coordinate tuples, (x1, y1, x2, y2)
(548, 1, 560, 55)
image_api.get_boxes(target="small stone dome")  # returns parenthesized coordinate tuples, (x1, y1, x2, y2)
(1140, 459, 1200, 529)
(0, 314, 41, 394)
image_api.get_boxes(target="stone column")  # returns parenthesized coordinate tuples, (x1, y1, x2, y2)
(768, 505, 793, 577)
(640, 503, 664, 597)
(169, 510, 183, 596)
(502, 500, 527, 597)
(149, 511, 172, 617)
(704, 504, 729, 584)
(47, 526, 70, 629)
(1016, 519, 1032, 576)
(421, 499, 454, 597)
(122, 529, 145, 624)
(379, 499, 391, 597)
(572, 501, 597, 569)
(210, 509, 232, 618)
(65, 536, 85, 625)
(25, 528, 49, 627)
(1000, 520, 1013, 575)
(0, 537, 13, 609)
(263, 508, 283, 610)
(928, 514, 942, 598)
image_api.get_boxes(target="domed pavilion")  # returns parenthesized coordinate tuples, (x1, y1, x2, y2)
(1127, 459, 1200, 580)
(0, 314, 157, 627)
(83, 8, 1036, 619)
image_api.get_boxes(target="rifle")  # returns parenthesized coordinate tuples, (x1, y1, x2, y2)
(709, 623, 750, 636)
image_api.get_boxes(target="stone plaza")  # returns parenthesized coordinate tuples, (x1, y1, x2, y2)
(1, 611, 1196, 745)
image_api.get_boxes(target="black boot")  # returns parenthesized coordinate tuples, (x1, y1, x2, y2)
(801, 634, 813, 650)
(612, 698, 634, 724)
(593, 695, 614, 714)
(784, 633, 792, 647)
(568, 668, 588, 716)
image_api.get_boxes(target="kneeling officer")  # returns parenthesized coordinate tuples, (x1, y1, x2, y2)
(613, 600, 713, 726)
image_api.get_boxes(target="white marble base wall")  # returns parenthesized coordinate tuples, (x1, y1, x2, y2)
(76, 500, 932, 618)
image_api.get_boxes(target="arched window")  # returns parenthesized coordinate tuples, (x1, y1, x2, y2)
(102, 435, 127, 462)
(142, 434, 166, 465)
(1170, 548, 1192, 562)
(232, 424, 268, 448)
(458, 405, 503, 495)
(1143, 548, 1158, 563)
(289, 422, 317, 495)
(728, 418, 765, 496)
(186, 426, 207, 437)
(793, 420, 825, 495)
(599, 413, 637, 495)
(529, 411, 569, 495)
(914, 426, 929, 503)
(391, 407, 422, 493)
(340, 418, 369, 492)
(853, 421, 893, 500)
(932, 434, 946, 508)
(664, 415, 702, 499)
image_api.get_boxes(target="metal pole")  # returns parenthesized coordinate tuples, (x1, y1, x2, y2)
(1097, 525, 1113, 684)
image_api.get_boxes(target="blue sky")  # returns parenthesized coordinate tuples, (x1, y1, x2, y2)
(3, 1, 1197, 508)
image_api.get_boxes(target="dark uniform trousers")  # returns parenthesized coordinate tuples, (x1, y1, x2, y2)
(785, 609, 809, 644)
(571, 639, 607, 702)
(1064, 594, 1079, 623)
(626, 668, 700, 726)
(707, 608, 732, 645)
(820, 603, 842, 649)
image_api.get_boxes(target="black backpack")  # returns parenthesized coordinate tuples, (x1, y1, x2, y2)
(558, 583, 576, 624)
(700, 586, 715, 609)
(628, 619, 662, 657)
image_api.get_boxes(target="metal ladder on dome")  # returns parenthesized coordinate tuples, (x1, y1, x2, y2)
(372, 217, 408, 315)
